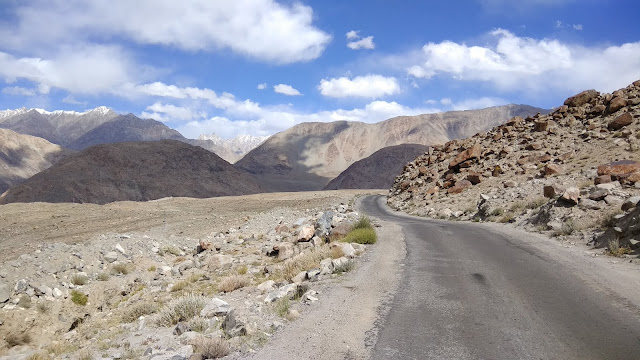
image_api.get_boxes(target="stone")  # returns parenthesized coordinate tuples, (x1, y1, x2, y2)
(543, 164, 563, 176)
(534, 120, 549, 132)
(115, 243, 126, 255)
(604, 195, 623, 206)
(200, 298, 231, 317)
(264, 284, 298, 303)
(608, 113, 633, 130)
(589, 189, 609, 201)
(332, 257, 352, 271)
(306, 269, 321, 282)
(607, 97, 627, 113)
(0, 284, 9, 303)
(257, 280, 275, 294)
(316, 211, 334, 237)
(594, 175, 612, 185)
(503, 180, 517, 188)
(292, 271, 307, 284)
(208, 254, 233, 269)
(293, 217, 308, 228)
(331, 242, 356, 258)
(319, 258, 334, 275)
(14, 279, 28, 293)
(596, 181, 621, 191)
(198, 239, 213, 252)
(52, 288, 63, 299)
(564, 89, 598, 107)
(597, 160, 640, 177)
(298, 225, 315, 242)
(629, 239, 640, 250)
(173, 322, 189, 336)
(544, 185, 565, 198)
(104, 252, 118, 263)
(274, 242, 294, 261)
(37, 284, 53, 297)
(466, 173, 482, 185)
(449, 144, 482, 169)
(222, 309, 247, 337)
(311, 236, 325, 247)
(560, 187, 580, 205)
(621, 196, 640, 211)
(578, 198, 603, 210)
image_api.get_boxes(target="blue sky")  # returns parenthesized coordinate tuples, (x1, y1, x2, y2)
(1, 0, 639, 139)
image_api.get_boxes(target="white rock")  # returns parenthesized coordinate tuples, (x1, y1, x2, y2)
(104, 252, 118, 263)
(52, 288, 63, 299)
(264, 283, 297, 303)
(201, 297, 231, 317)
(256, 280, 275, 294)
(115, 243, 126, 255)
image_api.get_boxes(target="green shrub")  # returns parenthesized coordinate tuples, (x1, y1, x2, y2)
(352, 216, 373, 230)
(274, 297, 290, 318)
(342, 228, 377, 244)
(70, 290, 88, 306)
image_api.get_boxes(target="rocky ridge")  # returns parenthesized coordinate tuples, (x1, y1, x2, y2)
(0, 199, 372, 359)
(388, 80, 640, 256)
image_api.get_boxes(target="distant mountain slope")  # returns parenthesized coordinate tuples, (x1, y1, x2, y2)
(323, 144, 428, 190)
(0, 107, 118, 146)
(0, 140, 263, 205)
(0, 129, 74, 194)
(236, 104, 546, 192)
(67, 114, 185, 150)
(198, 134, 269, 163)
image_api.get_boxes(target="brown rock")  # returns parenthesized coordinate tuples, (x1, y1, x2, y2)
(625, 172, 640, 183)
(449, 144, 482, 169)
(534, 120, 549, 132)
(466, 173, 482, 185)
(544, 184, 565, 198)
(418, 166, 428, 175)
(560, 187, 580, 205)
(608, 113, 633, 130)
(298, 225, 315, 242)
(590, 104, 606, 114)
(448, 180, 472, 194)
(564, 89, 599, 107)
(274, 242, 294, 261)
(607, 97, 627, 113)
(503, 180, 517, 188)
(425, 186, 439, 195)
(198, 239, 213, 252)
(525, 143, 543, 151)
(597, 160, 640, 177)
(493, 132, 502, 141)
(536, 154, 552, 163)
(543, 164, 563, 176)
(594, 175, 612, 185)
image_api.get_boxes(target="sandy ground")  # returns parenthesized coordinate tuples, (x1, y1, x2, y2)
(0, 190, 385, 263)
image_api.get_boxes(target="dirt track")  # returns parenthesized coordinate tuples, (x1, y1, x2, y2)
(0, 190, 385, 262)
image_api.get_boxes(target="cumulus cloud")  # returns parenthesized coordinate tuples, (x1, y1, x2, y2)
(257, 83, 267, 90)
(440, 98, 453, 105)
(141, 102, 206, 123)
(318, 75, 399, 98)
(273, 84, 302, 96)
(62, 95, 87, 105)
(345, 30, 375, 50)
(2, 86, 35, 96)
(407, 29, 640, 93)
(0, 0, 330, 64)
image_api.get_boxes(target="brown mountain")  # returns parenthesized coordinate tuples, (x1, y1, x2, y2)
(323, 144, 428, 190)
(236, 104, 546, 192)
(0, 129, 74, 194)
(0, 140, 263, 205)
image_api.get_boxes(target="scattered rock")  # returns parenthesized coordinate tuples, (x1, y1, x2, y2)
(621, 196, 640, 211)
(608, 113, 633, 130)
(0, 284, 9, 303)
(564, 89, 598, 107)
(200, 298, 231, 318)
(222, 310, 247, 337)
(560, 187, 580, 205)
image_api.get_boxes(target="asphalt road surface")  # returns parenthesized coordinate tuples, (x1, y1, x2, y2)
(361, 195, 640, 360)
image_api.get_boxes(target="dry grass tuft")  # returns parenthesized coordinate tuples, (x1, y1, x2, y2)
(217, 275, 250, 293)
(330, 246, 344, 259)
(96, 272, 110, 281)
(121, 302, 158, 323)
(111, 263, 132, 275)
(171, 280, 190, 292)
(192, 336, 230, 359)
(156, 294, 207, 327)
(70, 274, 88, 286)
(70, 290, 88, 306)
(273, 247, 330, 282)
(6, 332, 31, 347)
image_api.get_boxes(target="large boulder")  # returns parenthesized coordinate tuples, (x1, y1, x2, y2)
(597, 160, 640, 178)
(608, 113, 633, 131)
(449, 144, 482, 169)
(564, 89, 598, 107)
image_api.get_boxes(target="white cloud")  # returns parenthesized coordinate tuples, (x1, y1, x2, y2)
(449, 97, 507, 110)
(480, 0, 576, 11)
(440, 98, 453, 105)
(62, 95, 87, 105)
(407, 29, 640, 93)
(318, 75, 399, 98)
(348, 36, 375, 50)
(141, 102, 206, 123)
(572, 24, 583, 31)
(2, 86, 35, 96)
(257, 83, 267, 90)
(273, 84, 302, 96)
(0, 45, 141, 94)
(346, 30, 360, 40)
(0, 0, 330, 64)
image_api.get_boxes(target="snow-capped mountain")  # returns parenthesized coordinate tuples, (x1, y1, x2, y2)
(198, 133, 269, 162)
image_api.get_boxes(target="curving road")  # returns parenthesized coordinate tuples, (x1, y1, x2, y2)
(361, 195, 640, 360)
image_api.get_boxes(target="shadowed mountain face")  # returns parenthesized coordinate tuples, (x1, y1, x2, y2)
(0, 140, 263, 205)
(0, 129, 74, 194)
(236, 105, 547, 192)
(323, 144, 429, 190)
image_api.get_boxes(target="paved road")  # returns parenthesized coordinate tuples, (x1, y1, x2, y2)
(361, 195, 640, 360)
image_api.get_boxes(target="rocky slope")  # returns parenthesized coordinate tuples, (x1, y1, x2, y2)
(198, 134, 269, 163)
(0, 129, 74, 194)
(0, 107, 118, 147)
(0, 140, 263, 205)
(388, 80, 640, 255)
(0, 192, 376, 359)
(324, 144, 428, 190)
(236, 105, 545, 192)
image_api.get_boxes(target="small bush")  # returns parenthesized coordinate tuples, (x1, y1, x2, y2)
(607, 238, 631, 257)
(96, 272, 110, 281)
(37, 302, 50, 314)
(121, 302, 157, 323)
(188, 316, 209, 333)
(148, 265, 157, 272)
(236, 265, 248, 275)
(171, 280, 190, 292)
(217, 275, 249, 293)
(192, 336, 230, 359)
(18, 294, 32, 309)
(26, 353, 49, 360)
(352, 216, 373, 230)
(273, 297, 290, 318)
(273, 247, 331, 282)
(70, 274, 88, 286)
(6, 332, 31, 347)
(553, 219, 576, 237)
(70, 290, 88, 306)
(156, 294, 207, 327)
(111, 263, 132, 275)
(509, 202, 525, 213)
(342, 228, 377, 244)
(600, 210, 623, 229)
(498, 213, 515, 223)
(162, 246, 182, 256)
(526, 197, 548, 210)
(330, 246, 344, 259)
(333, 260, 354, 274)
(188, 273, 204, 283)
(490, 208, 504, 217)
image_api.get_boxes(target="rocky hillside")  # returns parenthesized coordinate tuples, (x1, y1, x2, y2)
(236, 105, 545, 192)
(388, 80, 640, 254)
(0, 107, 118, 147)
(0, 129, 74, 194)
(324, 144, 428, 190)
(0, 140, 263, 204)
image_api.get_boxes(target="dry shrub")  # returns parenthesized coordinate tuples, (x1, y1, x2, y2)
(96, 272, 110, 281)
(156, 294, 207, 327)
(236, 265, 248, 275)
(188, 316, 209, 333)
(192, 336, 230, 359)
(121, 302, 158, 323)
(26, 353, 49, 360)
(217, 275, 249, 293)
(111, 263, 132, 275)
(18, 294, 32, 309)
(273, 247, 331, 282)
(6, 332, 31, 347)
(171, 280, 190, 292)
(70, 274, 88, 286)
(330, 246, 344, 259)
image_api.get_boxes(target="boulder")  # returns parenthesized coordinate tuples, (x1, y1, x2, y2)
(256, 280, 275, 294)
(604, 195, 624, 206)
(298, 225, 315, 242)
(222, 309, 246, 338)
(104, 252, 118, 263)
(589, 188, 610, 201)
(319, 258, 334, 275)
(198, 239, 213, 252)
(316, 211, 334, 237)
(200, 298, 231, 317)
(503, 180, 518, 188)
(264, 284, 298, 303)
(621, 196, 640, 211)
(449, 144, 482, 169)
(564, 89, 598, 107)
(629, 239, 640, 250)
(543, 164, 563, 176)
(0, 283, 9, 303)
(608, 113, 633, 131)
(14, 279, 28, 293)
(274, 242, 294, 261)
(596, 181, 621, 191)
(607, 97, 627, 114)
(466, 173, 482, 185)
(330, 243, 356, 258)
(544, 184, 565, 198)
(560, 187, 580, 205)
(578, 198, 603, 210)
(597, 160, 640, 177)
(594, 175, 612, 185)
